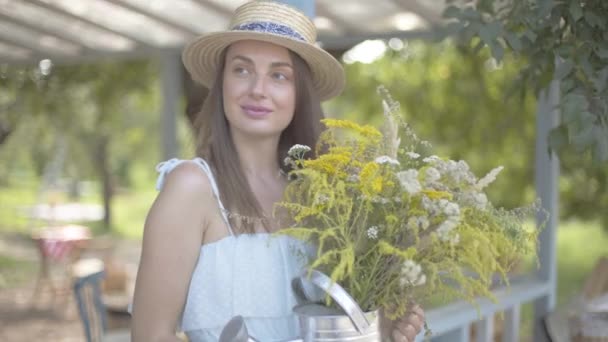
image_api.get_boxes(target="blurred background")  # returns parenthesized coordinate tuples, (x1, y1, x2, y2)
(1, 0, 606, 341)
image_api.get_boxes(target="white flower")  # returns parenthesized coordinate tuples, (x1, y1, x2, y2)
(443, 202, 460, 217)
(406, 152, 420, 159)
(434, 159, 476, 185)
(287, 144, 311, 158)
(346, 174, 359, 182)
(450, 234, 460, 245)
(400, 260, 426, 287)
(423, 155, 441, 163)
(314, 193, 330, 205)
(367, 226, 379, 239)
(407, 216, 430, 230)
(473, 192, 488, 210)
(374, 155, 400, 166)
(397, 169, 421, 195)
(371, 196, 389, 204)
(436, 216, 460, 242)
(476, 166, 504, 190)
(425, 167, 441, 183)
(283, 156, 292, 166)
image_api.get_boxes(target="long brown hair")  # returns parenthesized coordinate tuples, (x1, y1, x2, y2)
(194, 48, 325, 234)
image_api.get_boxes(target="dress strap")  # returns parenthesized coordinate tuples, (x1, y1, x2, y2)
(155, 158, 235, 236)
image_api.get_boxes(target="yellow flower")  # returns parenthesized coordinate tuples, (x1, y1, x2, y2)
(422, 189, 453, 200)
(303, 152, 351, 178)
(322, 118, 382, 141)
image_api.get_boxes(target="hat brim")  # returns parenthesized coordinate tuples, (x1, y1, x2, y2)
(182, 31, 345, 101)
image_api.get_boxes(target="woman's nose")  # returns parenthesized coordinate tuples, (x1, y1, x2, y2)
(249, 75, 266, 98)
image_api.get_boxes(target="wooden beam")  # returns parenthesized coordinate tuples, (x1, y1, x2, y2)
(21, 0, 156, 50)
(191, 0, 233, 17)
(0, 34, 65, 57)
(319, 27, 447, 50)
(316, 3, 365, 35)
(104, 0, 199, 37)
(390, 0, 442, 25)
(0, 12, 94, 54)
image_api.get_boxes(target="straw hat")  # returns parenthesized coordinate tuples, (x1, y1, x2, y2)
(182, 0, 345, 101)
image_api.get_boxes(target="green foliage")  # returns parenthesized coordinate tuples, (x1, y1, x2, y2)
(330, 42, 537, 210)
(444, 0, 608, 162)
(278, 95, 541, 320)
(330, 41, 608, 231)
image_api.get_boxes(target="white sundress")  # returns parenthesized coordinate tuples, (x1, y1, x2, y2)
(155, 157, 311, 341)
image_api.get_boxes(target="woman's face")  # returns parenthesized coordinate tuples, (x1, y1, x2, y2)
(222, 40, 296, 139)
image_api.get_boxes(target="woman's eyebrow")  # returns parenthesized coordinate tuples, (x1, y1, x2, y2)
(231, 55, 292, 69)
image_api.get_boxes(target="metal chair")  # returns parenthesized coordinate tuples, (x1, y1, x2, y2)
(72, 258, 131, 342)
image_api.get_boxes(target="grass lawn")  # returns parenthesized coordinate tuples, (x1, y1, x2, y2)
(555, 219, 608, 304)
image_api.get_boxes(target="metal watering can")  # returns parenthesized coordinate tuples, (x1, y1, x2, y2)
(219, 270, 381, 342)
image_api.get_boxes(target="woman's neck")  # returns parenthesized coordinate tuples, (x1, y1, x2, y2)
(231, 131, 282, 180)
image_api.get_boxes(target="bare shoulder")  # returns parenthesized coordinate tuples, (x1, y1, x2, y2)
(160, 160, 214, 199)
(145, 160, 216, 237)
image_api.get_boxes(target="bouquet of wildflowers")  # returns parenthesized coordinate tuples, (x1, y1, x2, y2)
(278, 87, 541, 321)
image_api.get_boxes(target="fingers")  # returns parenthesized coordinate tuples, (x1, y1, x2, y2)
(392, 325, 413, 342)
(392, 304, 426, 341)
(404, 313, 423, 334)
(409, 304, 425, 322)
(396, 320, 418, 341)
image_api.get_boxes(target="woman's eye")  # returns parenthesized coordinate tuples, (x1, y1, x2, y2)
(272, 72, 288, 81)
(234, 67, 249, 75)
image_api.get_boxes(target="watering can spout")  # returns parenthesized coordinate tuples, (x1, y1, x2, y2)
(218, 315, 259, 342)
(219, 270, 379, 341)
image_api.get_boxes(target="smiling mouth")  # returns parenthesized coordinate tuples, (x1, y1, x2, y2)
(241, 105, 272, 117)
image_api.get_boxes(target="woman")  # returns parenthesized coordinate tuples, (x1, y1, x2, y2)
(131, 1, 424, 341)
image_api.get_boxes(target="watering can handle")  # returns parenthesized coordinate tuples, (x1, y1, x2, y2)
(294, 270, 371, 333)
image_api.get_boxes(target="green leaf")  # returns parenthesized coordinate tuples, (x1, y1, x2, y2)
(490, 41, 505, 62)
(570, 119, 596, 151)
(504, 32, 522, 52)
(444, 21, 466, 34)
(569, 1, 583, 21)
(560, 79, 576, 94)
(561, 93, 588, 123)
(443, 5, 461, 19)
(555, 60, 574, 80)
(556, 45, 572, 59)
(591, 126, 608, 162)
(548, 125, 569, 152)
(538, 0, 555, 18)
(596, 48, 608, 59)
(523, 30, 537, 43)
(584, 10, 604, 29)
(592, 67, 608, 93)
(579, 57, 595, 81)
(479, 22, 502, 49)
(463, 7, 481, 21)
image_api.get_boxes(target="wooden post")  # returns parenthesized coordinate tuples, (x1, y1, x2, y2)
(533, 79, 560, 342)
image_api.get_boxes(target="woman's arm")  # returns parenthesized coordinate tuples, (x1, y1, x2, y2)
(131, 162, 214, 342)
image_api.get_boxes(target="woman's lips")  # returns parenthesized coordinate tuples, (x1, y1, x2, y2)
(241, 105, 272, 118)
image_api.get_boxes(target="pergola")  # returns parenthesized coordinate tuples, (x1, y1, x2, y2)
(0, 1, 559, 341)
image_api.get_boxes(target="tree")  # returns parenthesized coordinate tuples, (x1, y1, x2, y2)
(444, 0, 608, 162)
(0, 60, 156, 230)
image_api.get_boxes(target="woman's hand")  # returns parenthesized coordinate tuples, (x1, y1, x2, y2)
(391, 304, 425, 342)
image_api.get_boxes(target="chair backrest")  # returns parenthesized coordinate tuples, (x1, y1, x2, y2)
(73, 269, 107, 342)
